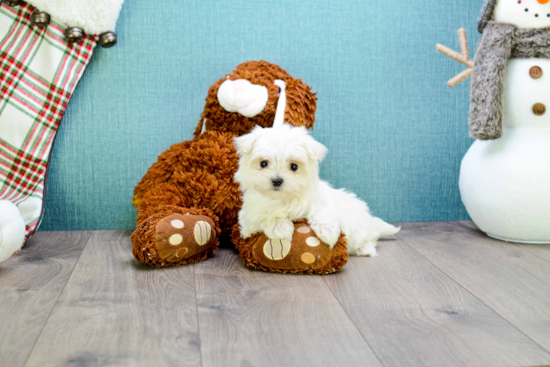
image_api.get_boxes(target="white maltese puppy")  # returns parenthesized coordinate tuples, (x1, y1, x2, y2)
(234, 124, 400, 257)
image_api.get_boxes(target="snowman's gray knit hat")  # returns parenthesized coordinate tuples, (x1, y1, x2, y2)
(478, 0, 498, 33)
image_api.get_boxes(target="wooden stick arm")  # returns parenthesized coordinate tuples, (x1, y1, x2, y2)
(458, 28, 470, 60)
(436, 28, 475, 88)
(448, 68, 473, 88)
(436, 44, 474, 68)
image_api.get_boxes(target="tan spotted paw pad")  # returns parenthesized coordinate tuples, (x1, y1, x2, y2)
(252, 223, 334, 271)
(155, 213, 215, 263)
(263, 239, 292, 260)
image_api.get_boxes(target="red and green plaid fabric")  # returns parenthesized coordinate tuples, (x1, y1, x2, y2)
(0, 2, 97, 237)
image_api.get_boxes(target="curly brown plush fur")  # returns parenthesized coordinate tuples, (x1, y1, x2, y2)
(131, 61, 341, 270)
(133, 131, 241, 233)
(192, 61, 317, 137)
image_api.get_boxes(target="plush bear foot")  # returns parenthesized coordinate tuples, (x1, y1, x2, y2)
(0, 200, 26, 263)
(132, 207, 220, 267)
(155, 213, 216, 262)
(232, 220, 348, 275)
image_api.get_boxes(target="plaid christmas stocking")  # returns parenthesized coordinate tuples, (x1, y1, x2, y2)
(0, 0, 123, 262)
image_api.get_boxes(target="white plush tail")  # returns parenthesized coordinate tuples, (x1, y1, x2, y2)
(0, 200, 26, 263)
(272, 80, 286, 129)
(373, 217, 401, 237)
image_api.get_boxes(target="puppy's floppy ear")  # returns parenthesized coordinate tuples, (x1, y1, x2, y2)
(302, 135, 328, 162)
(234, 126, 264, 156)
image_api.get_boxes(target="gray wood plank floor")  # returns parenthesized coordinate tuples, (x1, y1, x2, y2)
(1, 222, 549, 367)
(0, 231, 91, 367)
(399, 222, 550, 354)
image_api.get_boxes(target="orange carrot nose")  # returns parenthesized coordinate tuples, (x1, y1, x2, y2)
(538, 0, 549, 4)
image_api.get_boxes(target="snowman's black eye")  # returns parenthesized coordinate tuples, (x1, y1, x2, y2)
(525, 8, 529, 12)
(290, 163, 298, 172)
(260, 161, 268, 168)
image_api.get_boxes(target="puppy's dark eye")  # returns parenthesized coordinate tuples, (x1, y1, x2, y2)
(290, 163, 298, 172)
(260, 161, 268, 168)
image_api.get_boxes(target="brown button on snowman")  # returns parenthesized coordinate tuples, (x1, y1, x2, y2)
(438, 0, 550, 243)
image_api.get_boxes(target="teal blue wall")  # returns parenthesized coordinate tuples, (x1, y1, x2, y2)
(41, 0, 482, 231)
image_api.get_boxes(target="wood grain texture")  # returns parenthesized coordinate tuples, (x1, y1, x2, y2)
(323, 237, 550, 367)
(461, 221, 550, 263)
(398, 221, 550, 354)
(194, 248, 381, 367)
(516, 243, 550, 263)
(4, 225, 549, 367)
(24, 230, 201, 367)
(0, 231, 91, 367)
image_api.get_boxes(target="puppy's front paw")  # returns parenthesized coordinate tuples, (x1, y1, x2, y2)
(264, 218, 295, 243)
(310, 222, 340, 248)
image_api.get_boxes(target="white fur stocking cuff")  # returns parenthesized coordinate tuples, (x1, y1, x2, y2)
(26, 0, 124, 35)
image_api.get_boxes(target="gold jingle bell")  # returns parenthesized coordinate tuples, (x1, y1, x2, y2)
(99, 32, 118, 48)
(5, 0, 24, 6)
(30, 11, 50, 27)
(65, 27, 84, 43)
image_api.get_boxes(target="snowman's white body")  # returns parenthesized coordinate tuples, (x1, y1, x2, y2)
(458, 0, 550, 243)
(460, 57, 550, 242)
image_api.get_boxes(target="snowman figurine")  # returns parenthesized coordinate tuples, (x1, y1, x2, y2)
(438, 0, 550, 243)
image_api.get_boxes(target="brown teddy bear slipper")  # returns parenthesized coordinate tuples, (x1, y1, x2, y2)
(232, 220, 348, 275)
(132, 207, 221, 267)
(155, 214, 216, 262)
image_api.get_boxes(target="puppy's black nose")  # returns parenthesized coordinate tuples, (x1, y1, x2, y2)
(272, 177, 284, 188)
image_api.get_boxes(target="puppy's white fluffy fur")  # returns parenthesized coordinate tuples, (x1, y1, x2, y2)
(234, 124, 400, 257)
